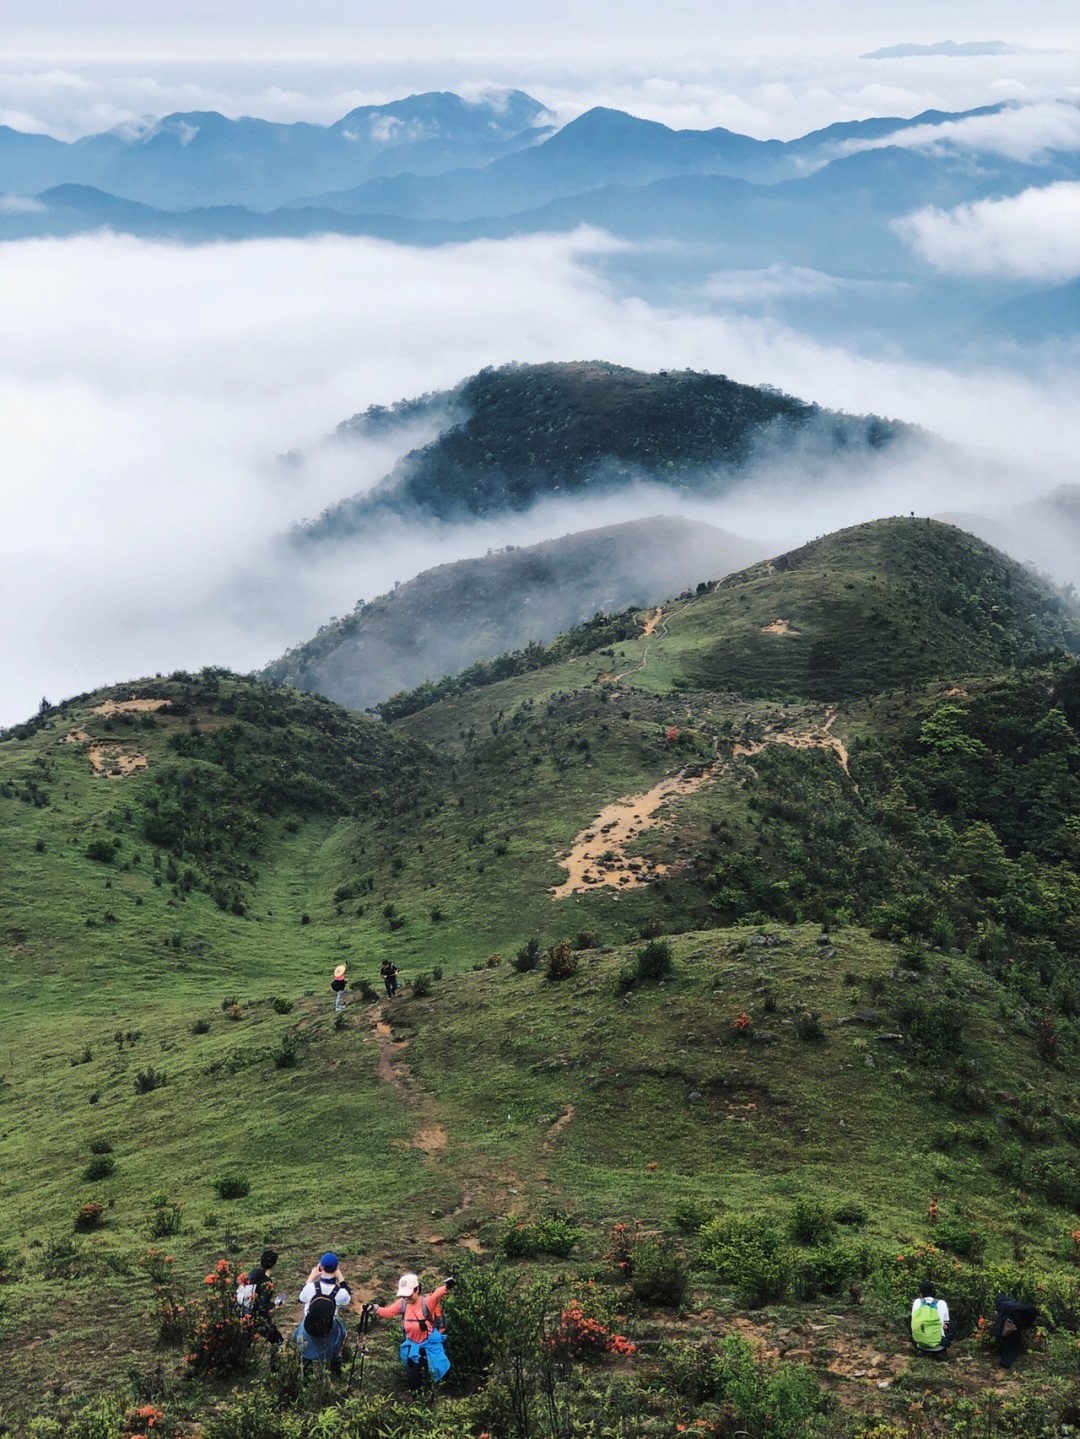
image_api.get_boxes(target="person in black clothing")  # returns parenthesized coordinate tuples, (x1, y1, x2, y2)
(239, 1248, 285, 1367)
(381, 960, 398, 998)
(990, 1294, 1039, 1369)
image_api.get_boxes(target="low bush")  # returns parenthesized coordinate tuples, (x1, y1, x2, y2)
(83, 1154, 115, 1181)
(148, 1196, 184, 1238)
(412, 971, 432, 998)
(935, 1215, 986, 1259)
(546, 941, 578, 981)
(575, 929, 601, 950)
(271, 996, 293, 1015)
(85, 838, 119, 864)
(795, 1011, 826, 1043)
(273, 1040, 297, 1069)
(186, 1258, 256, 1377)
(192, 1018, 210, 1034)
(134, 1067, 167, 1094)
(672, 1199, 712, 1233)
(213, 1173, 250, 1201)
(74, 1201, 104, 1232)
(514, 937, 541, 972)
(441, 1255, 513, 1385)
(88, 1138, 113, 1155)
(502, 1210, 579, 1258)
(698, 1212, 789, 1307)
(629, 1235, 689, 1306)
(353, 978, 378, 1002)
(833, 1200, 867, 1227)
(636, 938, 673, 981)
(789, 1197, 834, 1246)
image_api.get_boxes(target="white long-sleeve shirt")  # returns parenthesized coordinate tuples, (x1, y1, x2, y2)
(298, 1275, 352, 1318)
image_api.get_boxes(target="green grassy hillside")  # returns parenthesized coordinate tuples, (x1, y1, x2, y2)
(2, 522, 1080, 1438)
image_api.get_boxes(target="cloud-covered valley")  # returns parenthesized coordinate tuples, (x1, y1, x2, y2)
(3, 227, 1079, 727)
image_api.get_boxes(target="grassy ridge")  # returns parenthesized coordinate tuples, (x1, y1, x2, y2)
(3, 520, 1080, 1434)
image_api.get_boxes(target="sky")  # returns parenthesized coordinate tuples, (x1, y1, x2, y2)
(2, 3, 1079, 726)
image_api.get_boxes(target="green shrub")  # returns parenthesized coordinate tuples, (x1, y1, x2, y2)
(271, 996, 293, 1015)
(353, 978, 378, 1001)
(833, 1200, 867, 1227)
(795, 1011, 825, 1043)
(575, 929, 601, 950)
(636, 938, 673, 981)
(214, 1172, 250, 1201)
(412, 971, 432, 998)
(513, 937, 540, 972)
(545, 941, 578, 981)
(74, 1201, 104, 1232)
(441, 1255, 512, 1384)
(88, 1138, 113, 1155)
(502, 1210, 579, 1258)
(85, 838, 119, 864)
(134, 1067, 166, 1094)
(789, 1197, 834, 1246)
(192, 1017, 210, 1034)
(672, 1199, 712, 1233)
(83, 1154, 115, 1181)
(935, 1215, 985, 1259)
(273, 1040, 297, 1069)
(148, 1197, 183, 1238)
(629, 1236, 688, 1306)
(698, 1213, 789, 1307)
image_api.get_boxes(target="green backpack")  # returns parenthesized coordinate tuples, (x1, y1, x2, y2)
(912, 1298, 944, 1349)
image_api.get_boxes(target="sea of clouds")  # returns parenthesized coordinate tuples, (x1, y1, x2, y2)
(4, 222, 1079, 727)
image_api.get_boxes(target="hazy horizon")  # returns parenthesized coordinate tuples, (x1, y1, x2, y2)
(2, 4, 1079, 727)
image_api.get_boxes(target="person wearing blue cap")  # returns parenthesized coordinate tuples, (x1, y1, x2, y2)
(294, 1251, 352, 1374)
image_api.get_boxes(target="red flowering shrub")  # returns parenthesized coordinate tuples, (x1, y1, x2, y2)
(125, 1404, 164, 1432)
(733, 1012, 751, 1034)
(549, 1301, 637, 1362)
(75, 1200, 104, 1232)
(608, 1220, 643, 1276)
(185, 1258, 256, 1376)
(666, 726, 681, 743)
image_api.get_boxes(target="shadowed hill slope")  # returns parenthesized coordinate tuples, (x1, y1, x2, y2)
(263, 516, 761, 712)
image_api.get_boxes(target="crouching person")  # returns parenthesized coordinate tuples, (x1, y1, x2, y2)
(295, 1251, 352, 1375)
(375, 1271, 454, 1389)
(911, 1281, 956, 1355)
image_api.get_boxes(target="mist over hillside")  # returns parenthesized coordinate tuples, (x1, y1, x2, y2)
(296, 362, 909, 539)
(262, 515, 761, 710)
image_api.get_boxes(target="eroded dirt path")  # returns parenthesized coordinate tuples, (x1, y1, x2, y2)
(90, 697, 170, 716)
(734, 708, 851, 777)
(550, 763, 723, 898)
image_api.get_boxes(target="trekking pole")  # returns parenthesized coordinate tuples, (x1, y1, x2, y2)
(347, 1304, 373, 1397)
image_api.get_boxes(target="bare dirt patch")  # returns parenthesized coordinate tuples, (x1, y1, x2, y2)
(550, 764, 722, 898)
(64, 730, 148, 777)
(411, 1125, 448, 1153)
(90, 697, 170, 716)
(761, 618, 798, 635)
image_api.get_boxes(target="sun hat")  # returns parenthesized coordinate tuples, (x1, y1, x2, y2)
(334, 964, 347, 978)
(396, 1271, 420, 1297)
(320, 1252, 339, 1271)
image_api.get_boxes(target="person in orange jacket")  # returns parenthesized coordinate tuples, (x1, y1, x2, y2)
(373, 1271, 453, 1387)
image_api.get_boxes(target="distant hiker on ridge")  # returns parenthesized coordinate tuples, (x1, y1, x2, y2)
(331, 962, 348, 1012)
(295, 1251, 352, 1374)
(381, 958, 398, 999)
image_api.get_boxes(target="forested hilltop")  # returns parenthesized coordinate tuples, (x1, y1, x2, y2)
(299, 362, 908, 538)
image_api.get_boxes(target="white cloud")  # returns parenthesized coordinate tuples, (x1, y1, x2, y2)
(0, 194, 47, 211)
(897, 180, 1080, 281)
(835, 98, 1080, 163)
(3, 227, 1079, 727)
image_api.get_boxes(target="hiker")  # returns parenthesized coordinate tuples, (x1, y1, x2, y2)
(236, 1247, 285, 1368)
(331, 963, 348, 1012)
(911, 1281, 955, 1355)
(295, 1252, 352, 1374)
(381, 959, 398, 999)
(374, 1271, 454, 1388)
(989, 1293, 1039, 1369)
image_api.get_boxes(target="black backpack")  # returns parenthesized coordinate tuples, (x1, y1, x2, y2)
(304, 1282, 339, 1338)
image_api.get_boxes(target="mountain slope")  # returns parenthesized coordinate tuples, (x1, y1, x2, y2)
(300, 362, 906, 539)
(263, 516, 761, 712)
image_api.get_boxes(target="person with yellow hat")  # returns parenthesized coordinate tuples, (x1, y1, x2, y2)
(331, 962, 348, 1012)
